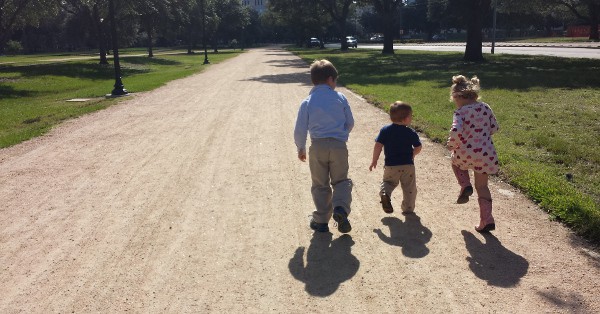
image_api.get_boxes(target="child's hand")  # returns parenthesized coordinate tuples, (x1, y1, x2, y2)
(298, 150, 306, 162)
(369, 162, 377, 171)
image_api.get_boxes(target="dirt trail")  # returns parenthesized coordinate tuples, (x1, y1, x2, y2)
(1, 47, 599, 313)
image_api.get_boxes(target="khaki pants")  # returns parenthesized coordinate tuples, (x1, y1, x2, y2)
(380, 165, 417, 213)
(309, 138, 353, 223)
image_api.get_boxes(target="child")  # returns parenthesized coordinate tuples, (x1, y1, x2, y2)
(369, 101, 422, 214)
(294, 59, 354, 233)
(446, 75, 499, 233)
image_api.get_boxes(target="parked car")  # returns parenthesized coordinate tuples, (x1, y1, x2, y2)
(369, 34, 384, 43)
(432, 34, 447, 41)
(345, 36, 358, 48)
(308, 37, 320, 48)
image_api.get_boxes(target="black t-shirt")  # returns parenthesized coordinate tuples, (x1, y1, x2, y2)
(375, 124, 422, 166)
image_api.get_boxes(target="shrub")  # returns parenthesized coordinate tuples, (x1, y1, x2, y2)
(6, 40, 23, 54)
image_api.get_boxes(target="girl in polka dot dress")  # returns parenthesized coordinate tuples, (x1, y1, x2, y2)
(446, 75, 499, 233)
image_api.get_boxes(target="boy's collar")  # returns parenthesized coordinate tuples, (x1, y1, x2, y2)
(310, 84, 333, 93)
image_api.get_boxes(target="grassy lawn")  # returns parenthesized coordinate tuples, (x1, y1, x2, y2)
(289, 47, 600, 244)
(0, 50, 242, 148)
(0, 48, 190, 65)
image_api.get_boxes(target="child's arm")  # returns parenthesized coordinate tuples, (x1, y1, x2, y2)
(488, 106, 499, 135)
(413, 145, 422, 159)
(369, 142, 384, 171)
(446, 112, 463, 151)
(294, 102, 309, 162)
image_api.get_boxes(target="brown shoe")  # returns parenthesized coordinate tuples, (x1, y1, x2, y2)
(380, 192, 393, 213)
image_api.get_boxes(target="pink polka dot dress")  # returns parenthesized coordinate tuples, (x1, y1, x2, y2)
(447, 102, 499, 174)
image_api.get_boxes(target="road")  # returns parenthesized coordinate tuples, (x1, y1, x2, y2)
(1, 47, 599, 313)
(329, 42, 600, 59)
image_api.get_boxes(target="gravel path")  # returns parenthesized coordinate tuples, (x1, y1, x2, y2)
(1, 47, 599, 313)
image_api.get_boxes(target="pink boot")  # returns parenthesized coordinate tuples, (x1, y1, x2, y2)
(452, 165, 473, 204)
(476, 197, 495, 233)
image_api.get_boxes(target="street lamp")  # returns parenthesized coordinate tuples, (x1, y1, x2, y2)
(108, 0, 127, 96)
(353, 1, 358, 36)
(491, 0, 498, 54)
(201, 0, 210, 65)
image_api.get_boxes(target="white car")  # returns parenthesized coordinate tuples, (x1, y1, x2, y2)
(345, 36, 358, 48)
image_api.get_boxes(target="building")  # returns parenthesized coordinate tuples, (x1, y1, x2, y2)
(241, 0, 267, 14)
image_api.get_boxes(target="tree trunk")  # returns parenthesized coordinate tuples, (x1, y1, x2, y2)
(0, 38, 7, 55)
(98, 20, 109, 65)
(92, 5, 109, 64)
(373, 0, 402, 54)
(590, 3, 599, 41)
(0, 27, 9, 55)
(464, 0, 490, 62)
(147, 29, 154, 58)
(187, 25, 194, 54)
(382, 11, 395, 54)
(340, 21, 349, 51)
(382, 32, 394, 54)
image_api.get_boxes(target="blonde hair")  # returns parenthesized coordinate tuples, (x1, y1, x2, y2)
(450, 75, 480, 101)
(389, 101, 412, 123)
(310, 59, 338, 85)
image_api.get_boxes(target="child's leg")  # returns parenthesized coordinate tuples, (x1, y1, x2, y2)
(309, 140, 333, 223)
(398, 165, 417, 213)
(380, 166, 400, 197)
(452, 164, 471, 188)
(474, 172, 494, 229)
(329, 140, 352, 215)
(453, 164, 473, 204)
(379, 166, 400, 213)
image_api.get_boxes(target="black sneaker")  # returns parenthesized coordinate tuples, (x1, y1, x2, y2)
(380, 192, 394, 213)
(310, 219, 329, 232)
(457, 186, 473, 204)
(332, 206, 352, 233)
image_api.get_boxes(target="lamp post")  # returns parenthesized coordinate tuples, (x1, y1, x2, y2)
(108, 0, 127, 96)
(353, 1, 358, 36)
(491, 0, 498, 54)
(202, 0, 210, 65)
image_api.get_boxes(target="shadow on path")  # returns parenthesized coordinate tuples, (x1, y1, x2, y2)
(373, 214, 432, 258)
(289, 232, 359, 297)
(536, 287, 591, 313)
(243, 72, 311, 85)
(462, 230, 529, 287)
(264, 58, 308, 69)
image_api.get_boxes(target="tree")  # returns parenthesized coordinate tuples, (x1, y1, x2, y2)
(58, 0, 110, 64)
(463, 0, 491, 61)
(427, 0, 491, 62)
(211, 0, 248, 52)
(267, 0, 331, 47)
(553, 0, 600, 40)
(403, 0, 435, 39)
(313, 0, 355, 51)
(371, 0, 405, 54)
(174, 0, 204, 54)
(131, 0, 173, 57)
(0, 0, 57, 54)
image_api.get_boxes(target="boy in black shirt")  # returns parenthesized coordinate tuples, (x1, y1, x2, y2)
(369, 101, 422, 214)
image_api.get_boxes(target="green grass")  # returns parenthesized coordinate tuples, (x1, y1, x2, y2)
(289, 47, 600, 244)
(0, 48, 190, 65)
(0, 50, 242, 148)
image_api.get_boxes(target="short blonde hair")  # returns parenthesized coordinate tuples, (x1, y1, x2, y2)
(389, 101, 412, 123)
(310, 59, 338, 85)
(450, 75, 480, 101)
